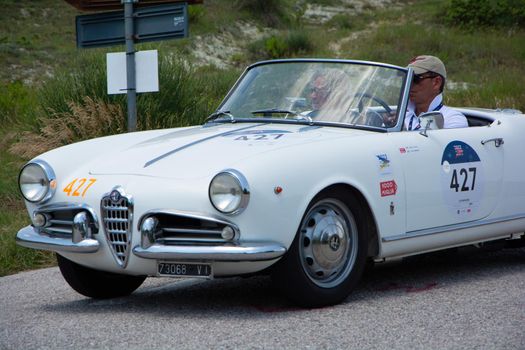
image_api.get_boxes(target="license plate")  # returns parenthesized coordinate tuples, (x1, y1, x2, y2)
(157, 262, 212, 278)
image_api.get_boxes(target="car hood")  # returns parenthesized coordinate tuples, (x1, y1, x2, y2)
(89, 123, 368, 179)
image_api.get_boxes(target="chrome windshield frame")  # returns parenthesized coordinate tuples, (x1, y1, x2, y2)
(212, 58, 411, 132)
(388, 66, 414, 132)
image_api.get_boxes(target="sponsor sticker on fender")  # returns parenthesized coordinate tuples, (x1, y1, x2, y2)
(380, 180, 397, 197)
(376, 153, 392, 175)
(440, 140, 483, 217)
(399, 146, 420, 154)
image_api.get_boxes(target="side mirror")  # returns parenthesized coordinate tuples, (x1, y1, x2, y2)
(419, 111, 444, 137)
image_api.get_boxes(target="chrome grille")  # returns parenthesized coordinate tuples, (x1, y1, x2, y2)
(160, 223, 226, 244)
(101, 188, 132, 267)
(140, 211, 238, 246)
(35, 204, 98, 238)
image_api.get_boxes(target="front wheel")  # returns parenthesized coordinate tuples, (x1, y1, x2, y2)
(57, 254, 146, 299)
(272, 192, 368, 307)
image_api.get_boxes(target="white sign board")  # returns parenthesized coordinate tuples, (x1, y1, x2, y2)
(107, 50, 159, 94)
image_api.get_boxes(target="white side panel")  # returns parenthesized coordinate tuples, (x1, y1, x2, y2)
(380, 217, 525, 259)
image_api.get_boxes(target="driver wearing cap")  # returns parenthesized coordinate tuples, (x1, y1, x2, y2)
(405, 55, 468, 130)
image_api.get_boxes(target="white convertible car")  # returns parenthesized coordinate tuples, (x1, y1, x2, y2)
(16, 59, 525, 307)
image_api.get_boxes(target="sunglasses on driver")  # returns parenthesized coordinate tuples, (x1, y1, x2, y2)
(413, 73, 438, 84)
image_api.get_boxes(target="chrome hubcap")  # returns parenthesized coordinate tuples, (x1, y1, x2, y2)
(299, 198, 358, 288)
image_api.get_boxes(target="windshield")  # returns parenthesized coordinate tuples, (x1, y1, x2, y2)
(216, 60, 407, 129)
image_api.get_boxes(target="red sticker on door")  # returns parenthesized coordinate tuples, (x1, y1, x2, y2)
(380, 180, 397, 197)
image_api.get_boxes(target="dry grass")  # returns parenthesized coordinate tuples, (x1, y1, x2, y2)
(10, 97, 125, 160)
(0, 132, 17, 153)
(0, 194, 25, 211)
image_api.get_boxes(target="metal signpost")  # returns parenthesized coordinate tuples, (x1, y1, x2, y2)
(68, 0, 198, 132)
(123, 0, 137, 131)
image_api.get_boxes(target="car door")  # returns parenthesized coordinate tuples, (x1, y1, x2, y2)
(386, 125, 504, 233)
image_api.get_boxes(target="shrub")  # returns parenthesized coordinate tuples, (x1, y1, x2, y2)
(249, 30, 315, 60)
(188, 4, 205, 23)
(37, 50, 238, 127)
(38, 52, 112, 118)
(137, 56, 238, 129)
(0, 81, 37, 126)
(265, 35, 288, 58)
(286, 30, 314, 55)
(10, 97, 125, 159)
(444, 0, 525, 28)
(234, 0, 293, 27)
(328, 14, 354, 30)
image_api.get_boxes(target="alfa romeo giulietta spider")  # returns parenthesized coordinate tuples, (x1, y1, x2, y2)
(16, 59, 525, 307)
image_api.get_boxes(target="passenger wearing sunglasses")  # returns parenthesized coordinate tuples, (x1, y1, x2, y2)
(405, 55, 468, 130)
(309, 74, 331, 112)
(304, 69, 352, 121)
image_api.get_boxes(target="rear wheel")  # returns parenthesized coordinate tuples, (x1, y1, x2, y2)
(57, 254, 146, 299)
(272, 191, 368, 307)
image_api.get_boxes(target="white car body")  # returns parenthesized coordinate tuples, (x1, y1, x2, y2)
(17, 59, 525, 306)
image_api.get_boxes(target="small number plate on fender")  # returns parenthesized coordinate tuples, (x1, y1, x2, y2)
(157, 262, 212, 278)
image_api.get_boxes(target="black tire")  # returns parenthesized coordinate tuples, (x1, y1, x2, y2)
(56, 254, 146, 299)
(272, 190, 368, 307)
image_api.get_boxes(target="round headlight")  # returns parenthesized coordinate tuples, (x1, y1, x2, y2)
(19, 160, 56, 203)
(209, 170, 250, 215)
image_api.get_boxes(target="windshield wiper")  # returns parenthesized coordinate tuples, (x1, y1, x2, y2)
(251, 108, 314, 125)
(251, 108, 299, 117)
(205, 110, 235, 123)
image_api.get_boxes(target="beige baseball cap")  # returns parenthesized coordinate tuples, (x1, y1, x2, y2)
(408, 55, 447, 79)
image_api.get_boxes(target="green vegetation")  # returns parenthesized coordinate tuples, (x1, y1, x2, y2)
(0, 81, 38, 126)
(249, 29, 315, 59)
(335, 1, 525, 110)
(0, 131, 56, 276)
(0, 0, 78, 83)
(1, 0, 524, 276)
(234, 0, 295, 27)
(29, 51, 238, 147)
(444, 0, 525, 28)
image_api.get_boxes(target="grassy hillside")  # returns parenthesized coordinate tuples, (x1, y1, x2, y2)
(1, 0, 524, 276)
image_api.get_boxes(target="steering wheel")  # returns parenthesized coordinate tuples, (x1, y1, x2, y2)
(363, 109, 386, 127)
(354, 92, 395, 127)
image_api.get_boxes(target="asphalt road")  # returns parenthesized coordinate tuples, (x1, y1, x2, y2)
(1, 247, 524, 350)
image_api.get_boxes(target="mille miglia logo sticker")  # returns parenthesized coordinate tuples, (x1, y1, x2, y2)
(380, 180, 397, 197)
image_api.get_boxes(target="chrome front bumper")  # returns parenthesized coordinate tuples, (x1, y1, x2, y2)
(16, 225, 100, 253)
(133, 243, 286, 261)
(16, 225, 286, 261)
